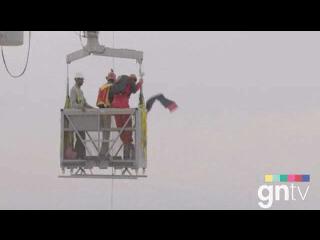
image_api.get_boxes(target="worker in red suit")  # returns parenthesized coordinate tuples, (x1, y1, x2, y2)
(110, 74, 143, 159)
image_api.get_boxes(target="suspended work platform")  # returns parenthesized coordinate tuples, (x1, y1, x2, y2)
(60, 108, 147, 179)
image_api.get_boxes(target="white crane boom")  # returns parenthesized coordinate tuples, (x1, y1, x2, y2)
(66, 31, 143, 64)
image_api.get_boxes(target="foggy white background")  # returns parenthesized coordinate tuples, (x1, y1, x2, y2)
(0, 31, 319, 209)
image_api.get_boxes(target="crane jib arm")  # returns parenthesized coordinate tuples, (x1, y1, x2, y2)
(66, 47, 144, 64)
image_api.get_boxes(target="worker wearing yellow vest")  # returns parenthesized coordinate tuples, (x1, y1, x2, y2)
(70, 72, 94, 159)
(97, 69, 116, 158)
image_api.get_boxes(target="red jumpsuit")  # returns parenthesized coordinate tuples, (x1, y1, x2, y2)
(111, 81, 142, 144)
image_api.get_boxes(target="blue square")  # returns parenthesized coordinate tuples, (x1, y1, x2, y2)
(302, 175, 310, 182)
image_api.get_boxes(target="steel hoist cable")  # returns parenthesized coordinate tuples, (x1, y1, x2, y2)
(110, 31, 116, 210)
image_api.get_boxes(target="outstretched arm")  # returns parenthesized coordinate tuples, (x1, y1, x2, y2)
(131, 79, 144, 94)
(84, 100, 94, 109)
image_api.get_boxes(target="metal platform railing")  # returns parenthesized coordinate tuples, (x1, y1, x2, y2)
(60, 108, 147, 179)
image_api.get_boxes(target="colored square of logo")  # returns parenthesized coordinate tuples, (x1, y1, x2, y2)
(288, 175, 295, 182)
(302, 175, 310, 182)
(280, 175, 288, 182)
(265, 175, 273, 182)
(272, 175, 280, 182)
(294, 175, 302, 182)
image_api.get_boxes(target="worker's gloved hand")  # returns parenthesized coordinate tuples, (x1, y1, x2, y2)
(139, 79, 144, 86)
(139, 93, 145, 105)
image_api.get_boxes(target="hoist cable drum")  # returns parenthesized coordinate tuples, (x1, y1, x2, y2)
(1, 31, 31, 78)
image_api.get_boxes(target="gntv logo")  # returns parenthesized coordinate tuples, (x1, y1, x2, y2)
(257, 174, 310, 209)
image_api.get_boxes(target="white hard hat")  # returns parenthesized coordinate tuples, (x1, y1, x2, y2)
(75, 72, 84, 79)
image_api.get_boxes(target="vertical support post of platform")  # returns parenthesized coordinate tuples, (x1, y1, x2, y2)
(60, 110, 65, 170)
(137, 108, 147, 170)
(135, 108, 143, 170)
(98, 109, 101, 152)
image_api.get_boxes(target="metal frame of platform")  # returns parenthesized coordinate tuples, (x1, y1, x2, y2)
(60, 108, 147, 179)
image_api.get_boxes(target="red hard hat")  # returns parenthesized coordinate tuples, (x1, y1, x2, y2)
(129, 74, 137, 82)
(107, 69, 116, 81)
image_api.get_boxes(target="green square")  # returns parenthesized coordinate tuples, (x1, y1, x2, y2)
(280, 175, 288, 182)
(272, 175, 280, 182)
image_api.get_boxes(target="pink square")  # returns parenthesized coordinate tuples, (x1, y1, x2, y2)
(288, 175, 295, 182)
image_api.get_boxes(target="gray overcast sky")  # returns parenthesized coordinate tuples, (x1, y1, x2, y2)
(0, 31, 320, 209)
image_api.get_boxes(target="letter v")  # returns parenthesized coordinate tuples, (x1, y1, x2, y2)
(298, 185, 310, 200)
